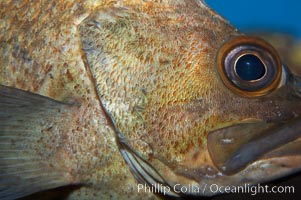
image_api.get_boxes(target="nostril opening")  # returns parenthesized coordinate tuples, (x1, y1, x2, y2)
(285, 64, 301, 98)
(292, 76, 301, 97)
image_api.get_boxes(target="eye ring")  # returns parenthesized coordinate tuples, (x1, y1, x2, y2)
(216, 36, 282, 97)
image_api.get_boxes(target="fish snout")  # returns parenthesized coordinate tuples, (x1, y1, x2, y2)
(207, 118, 301, 175)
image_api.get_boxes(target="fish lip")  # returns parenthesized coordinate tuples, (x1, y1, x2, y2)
(207, 117, 301, 175)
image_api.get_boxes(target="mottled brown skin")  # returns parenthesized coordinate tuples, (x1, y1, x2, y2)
(80, 0, 301, 192)
(0, 0, 301, 199)
(0, 0, 156, 199)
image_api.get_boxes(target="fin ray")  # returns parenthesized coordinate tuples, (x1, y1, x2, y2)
(0, 85, 73, 200)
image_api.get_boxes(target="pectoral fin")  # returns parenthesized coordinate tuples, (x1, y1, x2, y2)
(0, 85, 74, 200)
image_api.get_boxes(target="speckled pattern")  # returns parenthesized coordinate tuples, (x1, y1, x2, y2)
(0, 1, 156, 199)
(0, 0, 301, 200)
(80, 0, 301, 192)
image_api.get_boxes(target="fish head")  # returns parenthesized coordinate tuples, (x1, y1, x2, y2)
(79, 0, 301, 197)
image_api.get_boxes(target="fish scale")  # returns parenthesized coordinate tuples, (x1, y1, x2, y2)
(0, 0, 301, 200)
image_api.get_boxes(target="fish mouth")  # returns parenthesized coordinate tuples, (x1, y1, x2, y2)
(113, 110, 301, 197)
(117, 118, 301, 196)
(207, 117, 301, 175)
(116, 117, 301, 197)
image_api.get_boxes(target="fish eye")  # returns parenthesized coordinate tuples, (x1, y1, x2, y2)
(235, 54, 266, 81)
(216, 36, 282, 97)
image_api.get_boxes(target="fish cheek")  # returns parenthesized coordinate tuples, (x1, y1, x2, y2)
(79, 7, 167, 163)
(78, 2, 238, 182)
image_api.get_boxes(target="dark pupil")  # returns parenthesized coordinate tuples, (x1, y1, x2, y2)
(235, 54, 266, 81)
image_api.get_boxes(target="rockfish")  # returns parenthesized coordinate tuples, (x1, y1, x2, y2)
(0, 0, 300, 199)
